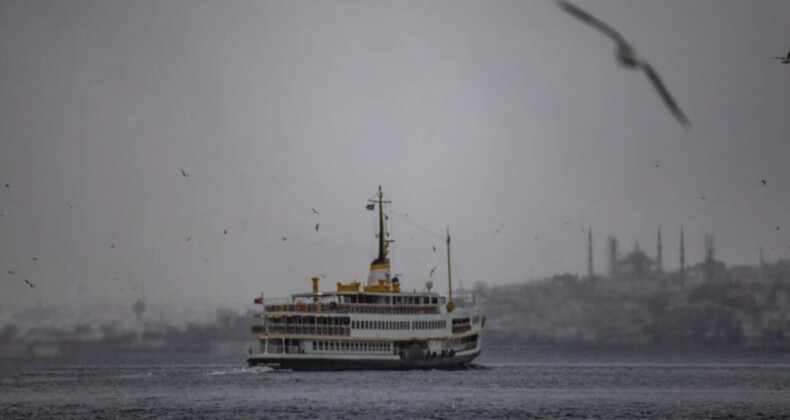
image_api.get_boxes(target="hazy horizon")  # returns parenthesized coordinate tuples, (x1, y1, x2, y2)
(2, 0, 790, 317)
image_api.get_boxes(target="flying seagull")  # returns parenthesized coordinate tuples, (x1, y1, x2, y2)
(432, 246, 437, 252)
(429, 267, 436, 278)
(32, 257, 37, 262)
(4, 184, 8, 188)
(224, 229, 227, 235)
(774, 50, 790, 64)
(281, 237, 287, 242)
(23, 279, 34, 288)
(315, 223, 320, 232)
(558, 0, 691, 129)
(312, 208, 319, 215)
(7, 270, 13, 275)
(761, 179, 767, 186)
(110, 244, 115, 249)
(180, 169, 189, 178)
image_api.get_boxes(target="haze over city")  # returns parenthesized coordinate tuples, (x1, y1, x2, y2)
(2, 0, 789, 321)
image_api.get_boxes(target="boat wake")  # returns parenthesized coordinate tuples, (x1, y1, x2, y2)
(206, 366, 273, 376)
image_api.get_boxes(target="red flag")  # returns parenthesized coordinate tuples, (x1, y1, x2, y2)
(254, 297, 263, 304)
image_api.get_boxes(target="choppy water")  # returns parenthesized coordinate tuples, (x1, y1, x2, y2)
(1, 346, 789, 419)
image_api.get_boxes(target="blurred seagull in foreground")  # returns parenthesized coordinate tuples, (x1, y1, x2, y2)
(23, 279, 34, 288)
(774, 50, 790, 64)
(180, 169, 189, 178)
(558, 0, 691, 129)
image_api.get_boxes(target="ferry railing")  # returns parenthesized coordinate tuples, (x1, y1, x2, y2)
(264, 345, 302, 354)
(452, 324, 472, 334)
(264, 303, 439, 315)
(258, 325, 351, 337)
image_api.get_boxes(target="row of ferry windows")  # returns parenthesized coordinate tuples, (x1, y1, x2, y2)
(312, 340, 391, 352)
(351, 320, 447, 330)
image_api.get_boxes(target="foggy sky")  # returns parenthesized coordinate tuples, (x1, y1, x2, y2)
(2, 0, 789, 317)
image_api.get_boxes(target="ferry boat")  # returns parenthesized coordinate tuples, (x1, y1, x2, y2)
(247, 187, 484, 370)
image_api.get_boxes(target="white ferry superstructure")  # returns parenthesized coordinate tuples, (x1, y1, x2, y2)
(247, 187, 484, 370)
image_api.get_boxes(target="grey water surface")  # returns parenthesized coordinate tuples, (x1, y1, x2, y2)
(2, 346, 789, 419)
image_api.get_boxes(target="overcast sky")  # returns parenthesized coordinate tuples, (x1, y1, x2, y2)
(1, 0, 789, 317)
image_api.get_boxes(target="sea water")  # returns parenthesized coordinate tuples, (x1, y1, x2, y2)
(1, 345, 789, 419)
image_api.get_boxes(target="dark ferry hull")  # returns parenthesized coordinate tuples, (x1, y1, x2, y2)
(247, 350, 481, 371)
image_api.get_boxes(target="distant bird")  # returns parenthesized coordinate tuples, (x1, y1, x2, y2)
(7, 270, 13, 275)
(224, 229, 227, 235)
(23, 279, 34, 288)
(429, 267, 436, 278)
(281, 237, 287, 242)
(655, 164, 660, 168)
(761, 179, 767, 186)
(777, 226, 781, 231)
(113, 277, 120, 282)
(186, 237, 191, 242)
(32, 257, 37, 262)
(319, 273, 326, 279)
(558, 0, 691, 129)
(312, 208, 320, 215)
(4, 184, 8, 188)
(700, 196, 707, 200)
(180, 169, 189, 178)
(564, 221, 570, 225)
(110, 244, 115, 249)
(494, 230, 501, 234)
(203, 257, 209, 262)
(315, 223, 320, 232)
(432, 246, 437, 252)
(773, 50, 790, 64)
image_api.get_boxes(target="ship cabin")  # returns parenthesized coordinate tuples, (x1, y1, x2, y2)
(252, 277, 481, 358)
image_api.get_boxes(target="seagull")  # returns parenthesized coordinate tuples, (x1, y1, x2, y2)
(761, 179, 767, 186)
(700, 196, 707, 200)
(429, 267, 436, 278)
(186, 237, 191, 242)
(315, 223, 320, 232)
(180, 169, 189, 178)
(494, 230, 501, 234)
(224, 229, 227, 235)
(4, 184, 8, 188)
(777, 226, 781, 231)
(773, 50, 790, 64)
(7, 270, 13, 275)
(432, 246, 437, 252)
(32, 257, 37, 262)
(110, 244, 115, 249)
(558, 0, 691, 129)
(655, 164, 660, 168)
(23, 279, 34, 288)
(68, 204, 73, 209)
(281, 237, 287, 242)
(312, 208, 319, 215)
(319, 273, 326, 279)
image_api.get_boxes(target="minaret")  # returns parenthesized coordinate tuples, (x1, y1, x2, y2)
(704, 234, 715, 282)
(587, 226, 593, 279)
(679, 227, 686, 282)
(608, 236, 619, 277)
(759, 246, 765, 267)
(657, 227, 663, 273)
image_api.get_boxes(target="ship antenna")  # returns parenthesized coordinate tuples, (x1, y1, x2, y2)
(378, 186, 385, 261)
(446, 226, 455, 312)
